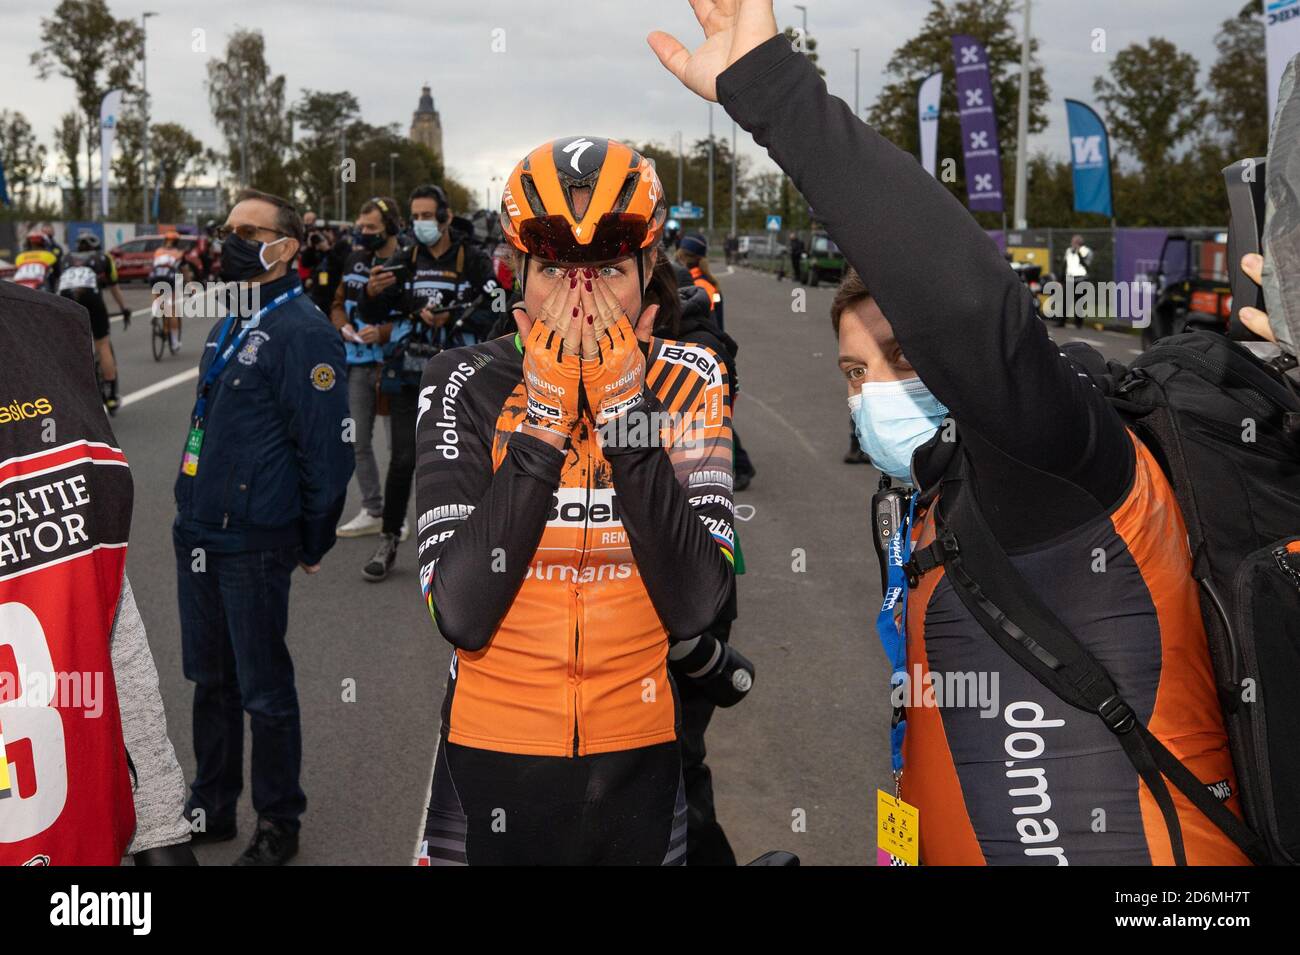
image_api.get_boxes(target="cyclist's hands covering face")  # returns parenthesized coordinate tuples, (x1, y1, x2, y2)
(514, 269, 584, 437)
(647, 0, 779, 102)
(579, 273, 658, 426)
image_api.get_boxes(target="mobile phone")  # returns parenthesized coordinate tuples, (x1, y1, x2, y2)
(1223, 157, 1267, 341)
(375, 262, 407, 275)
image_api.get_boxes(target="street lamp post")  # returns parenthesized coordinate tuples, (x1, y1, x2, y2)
(370, 161, 377, 194)
(140, 11, 157, 224)
(1013, 0, 1032, 230)
(794, 4, 807, 46)
(389, 152, 398, 197)
(730, 119, 737, 240)
(675, 131, 684, 207)
(707, 104, 714, 234)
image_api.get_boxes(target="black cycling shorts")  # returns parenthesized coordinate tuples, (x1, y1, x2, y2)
(419, 740, 686, 866)
(69, 292, 111, 340)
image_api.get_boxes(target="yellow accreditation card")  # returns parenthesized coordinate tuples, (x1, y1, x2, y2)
(0, 724, 11, 799)
(876, 789, 919, 866)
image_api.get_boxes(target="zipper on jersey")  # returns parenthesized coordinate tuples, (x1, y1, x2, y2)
(570, 439, 595, 757)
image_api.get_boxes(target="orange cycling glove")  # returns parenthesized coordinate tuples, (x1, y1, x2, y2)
(580, 275, 648, 426)
(520, 271, 583, 438)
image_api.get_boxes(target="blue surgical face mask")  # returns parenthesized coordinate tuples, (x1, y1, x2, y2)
(413, 220, 442, 246)
(847, 376, 949, 483)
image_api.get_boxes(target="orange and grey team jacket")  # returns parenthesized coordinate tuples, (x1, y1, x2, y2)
(717, 32, 1249, 865)
(690, 268, 719, 310)
(413, 333, 735, 757)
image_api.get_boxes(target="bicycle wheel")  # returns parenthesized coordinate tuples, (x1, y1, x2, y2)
(151, 314, 165, 361)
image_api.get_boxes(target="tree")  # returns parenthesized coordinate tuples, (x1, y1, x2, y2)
(1094, 37, 1208, 173)
(292, 89, 361, 214)
(867, 0, 1049, 224)
(1208, 1, 1268, 156)
(207, 28, 291, 196)
(151, 123, 207, 221)
(109, 105, 144, 220)
(55, 112, 85, 217)
(0, 111, 48, 210)
(783, 25, 825, 77)
(31, 0, 142, 219)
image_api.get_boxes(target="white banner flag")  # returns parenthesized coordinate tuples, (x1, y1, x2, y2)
(918, 71, 942, 177)
(100, 89, 123, 218)
(1268, 1, 1300, 125)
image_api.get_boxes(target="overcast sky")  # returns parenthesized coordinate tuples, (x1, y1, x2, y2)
(0, 0, 1253, 205)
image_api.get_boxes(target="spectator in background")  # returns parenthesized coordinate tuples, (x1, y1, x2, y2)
(1058, 234, 1092, 329)
(174, 188, 352, 866)
(788, 230, 805, 283)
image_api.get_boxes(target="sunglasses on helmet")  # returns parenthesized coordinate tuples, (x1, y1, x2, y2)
(517, 213, 650, 264)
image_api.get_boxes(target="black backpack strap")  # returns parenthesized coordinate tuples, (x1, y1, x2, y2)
(932, 462, 1270, 866)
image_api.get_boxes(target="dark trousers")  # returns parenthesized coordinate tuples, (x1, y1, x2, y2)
(382, 384, 419, 536)
(175, 531, 305, 831)
(734, 429, 754, 479)
(677, 622, 739, 866)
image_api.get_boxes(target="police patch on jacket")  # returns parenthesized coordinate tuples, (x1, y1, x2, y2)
(238, 330, 271, 366)
(310, 363, 337, 391)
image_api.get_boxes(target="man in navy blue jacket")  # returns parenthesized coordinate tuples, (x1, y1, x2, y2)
(173, 188, 353, 866)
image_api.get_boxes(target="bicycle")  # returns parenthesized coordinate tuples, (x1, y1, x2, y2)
(150, 298, 182, 361)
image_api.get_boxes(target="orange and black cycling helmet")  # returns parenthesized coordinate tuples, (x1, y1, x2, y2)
(500, 136, 667, 290)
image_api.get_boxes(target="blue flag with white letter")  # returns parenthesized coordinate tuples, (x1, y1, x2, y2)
(1065, 99, 1114, 218)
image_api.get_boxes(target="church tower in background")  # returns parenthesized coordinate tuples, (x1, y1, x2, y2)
(410, 85, 443, 162)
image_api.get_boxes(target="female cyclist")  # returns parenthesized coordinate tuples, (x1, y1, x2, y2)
(413, 136, 753, 865)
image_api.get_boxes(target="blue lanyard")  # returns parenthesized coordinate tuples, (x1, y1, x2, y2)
(192, 286, 302, 423)
(875, 492, 917, 776)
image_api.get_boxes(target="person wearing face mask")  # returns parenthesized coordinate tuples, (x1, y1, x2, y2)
(655, 0, 1253, 867)
(330, 197, 406, 541)
(412, 138, 753, 865)
(355, 185, 500, 581)
(649, 2, 1249, 865)
(173, 188, 353, 866)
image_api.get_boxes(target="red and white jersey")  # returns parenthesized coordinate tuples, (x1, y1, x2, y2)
(1, 284, 136, 865)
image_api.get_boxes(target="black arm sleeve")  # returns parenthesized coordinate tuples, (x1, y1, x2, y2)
(415, 352, 564, 651)
(717, 36, 1134, 540)
(358, 272, 405, 324)
(602, 387, 734, 640)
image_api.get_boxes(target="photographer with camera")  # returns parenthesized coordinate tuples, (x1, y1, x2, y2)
(302, 211, 351, 315)
(354, 185, 500, 581)
(330, 198, 406, 542)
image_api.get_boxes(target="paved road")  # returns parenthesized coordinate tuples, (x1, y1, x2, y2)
(102, 270, 1141, 865)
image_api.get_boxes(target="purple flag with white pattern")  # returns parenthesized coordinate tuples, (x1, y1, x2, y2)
(951, 34, 1004, 213)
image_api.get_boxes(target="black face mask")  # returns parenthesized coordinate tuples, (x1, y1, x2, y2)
(354, 231, 384, 253)
(220, 231, 286, 282)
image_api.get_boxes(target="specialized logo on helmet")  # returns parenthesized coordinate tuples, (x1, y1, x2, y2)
(556, 137, 608, 177)
(563, 139, 595, 173)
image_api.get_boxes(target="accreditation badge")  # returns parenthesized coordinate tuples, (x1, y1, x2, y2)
(181, 425, 205, 477)
(877, 789, 919, 866)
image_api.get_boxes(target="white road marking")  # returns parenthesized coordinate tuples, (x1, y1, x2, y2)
(119, 367, 199, 408)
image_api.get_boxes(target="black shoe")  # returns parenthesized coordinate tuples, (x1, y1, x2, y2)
(734, 470, 754, 492)
(362, 533, 399, 581)
(233, 819, 299, 866)
(183, 804, 237, 844)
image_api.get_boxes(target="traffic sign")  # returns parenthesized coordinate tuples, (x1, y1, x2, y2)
(766, 214, 783, 232)
(671, 203, 703, 220)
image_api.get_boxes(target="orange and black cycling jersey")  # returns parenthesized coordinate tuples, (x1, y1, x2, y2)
(414, 332, 734, 757)
(718, 34, 1249, 864)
